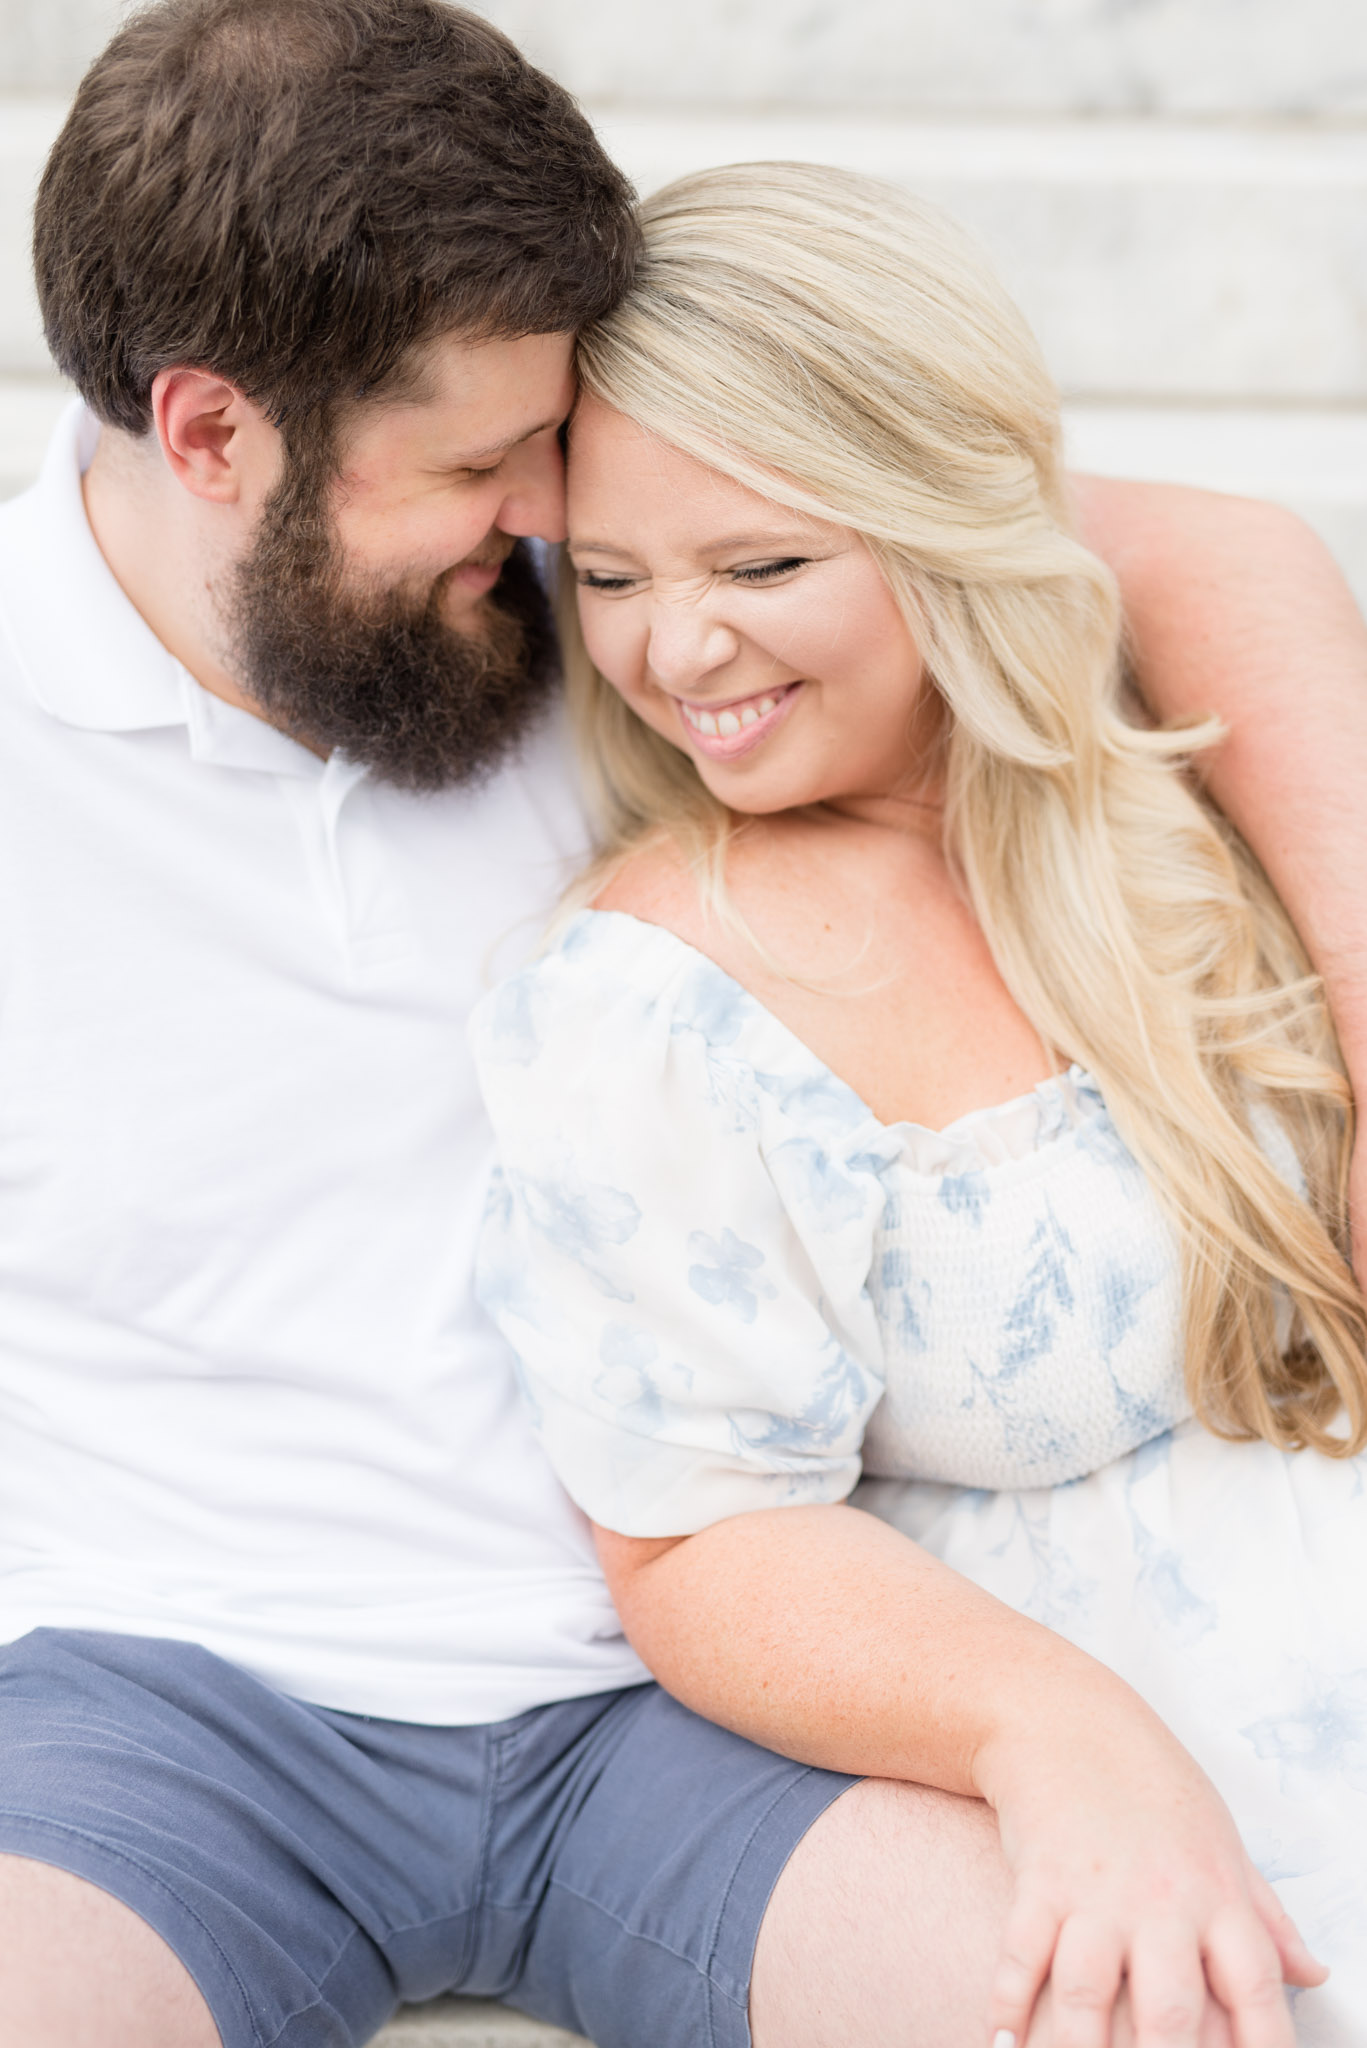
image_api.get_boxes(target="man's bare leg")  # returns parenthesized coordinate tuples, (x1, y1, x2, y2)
(0, 1856, 220, 2048)
(752, 1780, 1238, 2048)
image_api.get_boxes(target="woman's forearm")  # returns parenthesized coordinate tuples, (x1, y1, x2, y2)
(1075, 473, 1367, 1080)
(596, 1501, 1161, 1799)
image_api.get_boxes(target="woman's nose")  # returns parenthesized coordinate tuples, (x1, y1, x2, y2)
(645, 598, 740, 692)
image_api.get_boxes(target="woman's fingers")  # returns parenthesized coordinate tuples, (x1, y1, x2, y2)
(1203, 1905, 1301, 2048)
(987, 1891, 1057, 2047)
(1244, 1865, 1328, 1989)
(992, 1898, 1310, 2048)
(1044, 1917, 1125, 2048)
(1127, 1919, 1207, 2048)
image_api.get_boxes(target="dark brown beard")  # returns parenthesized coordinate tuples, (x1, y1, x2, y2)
(227, 451, 558, 792)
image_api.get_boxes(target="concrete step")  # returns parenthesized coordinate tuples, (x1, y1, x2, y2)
(375, 2001, 589, 2047)
(478, 0, 1367, 120)
(587, 108, 1367, 405)
(0, 0, 125, 94)
(1061, 401, 1367, 611)
(9, 0, 1361, 116)
(0, 97, 63, 375)
(0, 373, 69, 500)
(9, 92, 1367, 402)
(10, 81, 1367, 406)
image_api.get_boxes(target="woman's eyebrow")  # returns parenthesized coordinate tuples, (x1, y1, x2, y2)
(570, 531, 816, 556)
(701, 532, 816, 552)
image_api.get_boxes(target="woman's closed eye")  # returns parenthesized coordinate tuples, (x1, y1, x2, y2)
(731, 556, 810, 583)
(576, 569, 640, 592)
(575, 557, 811, 594)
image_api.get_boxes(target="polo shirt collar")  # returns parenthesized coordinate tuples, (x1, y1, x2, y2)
(0, 400, 332, 780)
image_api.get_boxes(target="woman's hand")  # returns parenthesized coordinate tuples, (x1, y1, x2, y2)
(979, 1692, 1327, 2048)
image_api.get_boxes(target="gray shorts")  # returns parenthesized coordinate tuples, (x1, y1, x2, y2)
(0, 1629, 852, 2048)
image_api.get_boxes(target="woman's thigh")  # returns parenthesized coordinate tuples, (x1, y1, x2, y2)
(751, 1778, 1239, 2048)
(0, 1856, 220, 2048)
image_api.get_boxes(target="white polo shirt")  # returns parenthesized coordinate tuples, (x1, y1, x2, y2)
(0, 402, 649, 1721)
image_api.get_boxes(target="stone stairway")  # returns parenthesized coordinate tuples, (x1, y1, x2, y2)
(7, 0, 1364, 589)
(376, 2002, 589, 2046)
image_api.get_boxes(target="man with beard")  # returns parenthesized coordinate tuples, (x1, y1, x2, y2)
(234, 459, 560, 791)
(3, 2, 1367, 2046)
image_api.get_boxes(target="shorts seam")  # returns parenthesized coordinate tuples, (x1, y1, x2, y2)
(458, 1720, 501, 1989)
(257, 1924, 382, 2048)
(0, 1807, 263, 2047)
(535, 1764, 844, 2048)
(702, 1770, 826, 2047)
(541, 1878, 707, 1978)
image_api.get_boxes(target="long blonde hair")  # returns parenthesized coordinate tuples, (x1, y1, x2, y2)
(561, 159, 1367, 1456)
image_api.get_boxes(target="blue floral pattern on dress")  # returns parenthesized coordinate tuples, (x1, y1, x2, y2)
(507, 1164, 643, 1303)
(472, 909, 1367, 2033)
(687, 1228, 778, 1322)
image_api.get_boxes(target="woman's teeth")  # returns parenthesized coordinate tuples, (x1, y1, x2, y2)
(683, 693, 782, 737)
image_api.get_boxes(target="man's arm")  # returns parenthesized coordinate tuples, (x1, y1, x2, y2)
(1076, 475, 1367, 1257)
(1077, 477, 1367, 1075)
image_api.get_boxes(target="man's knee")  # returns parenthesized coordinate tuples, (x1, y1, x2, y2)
(0, 1856, 220, 2048)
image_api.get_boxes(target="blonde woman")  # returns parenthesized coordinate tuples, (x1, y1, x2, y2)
(471, 164, 1367, 2046)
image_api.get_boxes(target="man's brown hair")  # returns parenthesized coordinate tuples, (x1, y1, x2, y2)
(34, 0, 639, 438)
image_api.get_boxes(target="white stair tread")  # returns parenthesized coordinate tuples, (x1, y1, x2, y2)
(8, 97, 1367, 396)
(472, 0, 1367, 121)
(0, 375, 70, 498)
(375, 2000, 590, 2046)
(586, 110, 1367, 404)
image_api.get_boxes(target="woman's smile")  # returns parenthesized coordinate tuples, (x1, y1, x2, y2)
(674, 680, 802, 759)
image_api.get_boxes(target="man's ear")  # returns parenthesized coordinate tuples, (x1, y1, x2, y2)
(150, 367, 277, 506)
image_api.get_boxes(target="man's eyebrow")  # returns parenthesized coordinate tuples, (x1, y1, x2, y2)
(448, 416, 562, 465)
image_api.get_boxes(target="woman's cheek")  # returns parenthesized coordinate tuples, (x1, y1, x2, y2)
(578, 599, 624, 688)
(580, 603, 657, 722)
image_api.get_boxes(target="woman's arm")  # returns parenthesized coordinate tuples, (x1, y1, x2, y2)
(1077, 477, 1367, 1258)
(599, 1503, 1323, 2048)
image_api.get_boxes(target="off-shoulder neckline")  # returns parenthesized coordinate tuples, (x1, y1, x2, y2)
(557, 906, 1103, 1166)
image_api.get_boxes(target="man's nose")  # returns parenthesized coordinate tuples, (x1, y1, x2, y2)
(492, 431, 567, 545)
(645, 597, 741, 692)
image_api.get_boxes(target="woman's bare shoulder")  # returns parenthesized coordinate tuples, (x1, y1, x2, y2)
(589, 814, 844, 984)
(591, 834, 714, 954)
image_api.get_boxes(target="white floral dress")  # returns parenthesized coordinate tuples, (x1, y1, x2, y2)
(472, 909, 1367, 2041)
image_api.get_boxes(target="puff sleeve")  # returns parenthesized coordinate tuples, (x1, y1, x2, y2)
(470, 913, 890, 1537)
